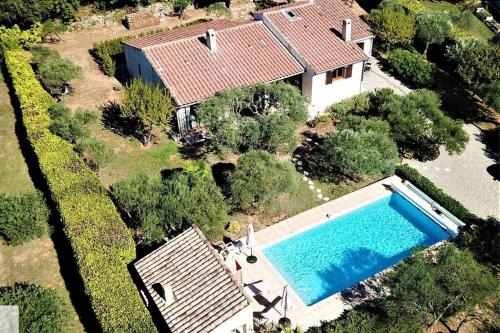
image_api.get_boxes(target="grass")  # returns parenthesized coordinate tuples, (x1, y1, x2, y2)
(421, 1, 494, 40)
(0, 71, 34, 194)
(0, 237, 84, 333)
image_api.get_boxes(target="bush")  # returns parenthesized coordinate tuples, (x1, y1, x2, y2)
(198, 83, 307, 153)
(322, 128, 398, 180)
(0, 283, 71, 333)
(206, 2, 230, 18)
(0, 191, 48, 245)
(230, 150, 295, 212)
(37, 57, 81, 95)
(112, 170, 228, 243)
(395, 164, 479, 224)
(387, 49, 436, 87)
(75, 137, 113, 172)
(48, 103, 91, 142)
(30, 45, 60, 64)
(329, 93, 371, 119)
(4, 50, 156, 333)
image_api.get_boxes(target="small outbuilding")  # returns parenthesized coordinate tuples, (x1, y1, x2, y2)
(134, 225, 253, 333)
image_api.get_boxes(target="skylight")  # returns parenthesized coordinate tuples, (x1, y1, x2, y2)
(284, 10, 298, 20)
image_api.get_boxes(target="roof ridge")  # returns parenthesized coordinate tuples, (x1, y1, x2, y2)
(141, 20, 256, 51)
(253, 0, 312, 14)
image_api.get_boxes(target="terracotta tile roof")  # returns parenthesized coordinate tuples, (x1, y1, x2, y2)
(124, 20, 245, 49)
(141, 21, 304, 106)
(257, 0, 373, 73)
(134, 226, 251, 333)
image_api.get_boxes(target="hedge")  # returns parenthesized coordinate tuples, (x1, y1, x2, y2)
(396, 164, 479, 225)
(387, 49, 436, 87)
(91, 18, 210, 76)
(3, 50, 156, 333)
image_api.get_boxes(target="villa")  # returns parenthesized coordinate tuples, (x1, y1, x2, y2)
(123, 0, 374, 135)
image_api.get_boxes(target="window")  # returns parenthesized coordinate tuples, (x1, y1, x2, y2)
(357, 42, 364, 50)
(284, 10, 298, 20)
(325, 64, 353, 84)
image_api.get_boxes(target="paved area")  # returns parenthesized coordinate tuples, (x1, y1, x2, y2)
(233, 177, 399, 329)
(361, 58, 411, 96)
(406, 124, 499, 219)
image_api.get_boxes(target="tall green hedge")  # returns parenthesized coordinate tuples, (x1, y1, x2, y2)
(396, 164, 480, 225)
(3, 50, 156, 333)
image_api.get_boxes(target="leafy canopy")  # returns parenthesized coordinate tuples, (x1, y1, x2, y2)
(230, 150, 295, 212)
(37, 57, 82, 95)
(111, 167, 228, 244)
(367, 5, 415, 47)
(0, 283, 70, 333)
(0, 191, 48, 245)
(387, 49, 436, 86)
(0, 23, 42, 52)
(197, 83, 307, 153)
(121, 79, 175, 144)
(416, 9, 453, 56)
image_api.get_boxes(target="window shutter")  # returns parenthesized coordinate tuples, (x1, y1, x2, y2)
(344, 65, 353, 78)
(326, 71, 333, 84)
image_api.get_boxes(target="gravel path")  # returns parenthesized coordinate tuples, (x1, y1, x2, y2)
(406, 124, 499, 219)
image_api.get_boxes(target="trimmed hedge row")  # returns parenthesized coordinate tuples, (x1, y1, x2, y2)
(387, 49, 436, 87)
(91, 18, 210, 76)
(4, 50, 156, 333)
(396, 164, 480, 224)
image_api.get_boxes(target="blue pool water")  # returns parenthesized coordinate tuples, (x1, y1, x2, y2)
(263, 193, 449, 305)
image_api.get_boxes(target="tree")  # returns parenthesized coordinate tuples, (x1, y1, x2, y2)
(0, 283, 70, 333)
(111, 169, 228, 243)
(416, 9, 453, 57)
(121, 79, 175, 145)
(197, 83, 307, 153)
(322, 128, 398, 180)
(172, 0, 193, 17)
(375, 89, 468, 158)
(230, 150, 295, 212)
(0, 0, 78, 28)
(0, 191, 48, 245)
(384, 244, 498, 332)
(367, 6, 415, 47)
(37, 57, 82, 95)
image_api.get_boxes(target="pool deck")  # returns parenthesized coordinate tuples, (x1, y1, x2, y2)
(234, 175, 402, 330)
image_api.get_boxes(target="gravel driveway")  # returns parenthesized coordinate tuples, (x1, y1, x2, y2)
(406, 124, 499, 219)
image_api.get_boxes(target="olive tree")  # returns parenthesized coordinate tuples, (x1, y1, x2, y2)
(416, 9, 453, 57)
(230, 150, 295, 212)
(367, 6, 415, 47)
(121, 79, 175, 145)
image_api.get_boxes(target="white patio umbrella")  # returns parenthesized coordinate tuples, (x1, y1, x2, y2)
(246, 224, 257, 263)
(279, 285, 293, 326)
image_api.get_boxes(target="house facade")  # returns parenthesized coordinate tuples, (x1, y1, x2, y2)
(124, 0, 374, 135)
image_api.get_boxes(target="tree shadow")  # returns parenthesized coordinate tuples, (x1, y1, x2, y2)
(100, 101, 141, 140)
(293, 131, 344, 184)
(211, 162, 235, 198)
(178, 141, 211, 160)
(475, 126, 499, 162)
(314, 248, 406, 306)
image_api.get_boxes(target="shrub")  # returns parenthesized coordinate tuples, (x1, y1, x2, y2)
(230, 150, 295, 212)
(121, 79, 175, 144)
(48, 103, 90, 142)
(0, 191, 48, 245)
(37, 57, 82, 95)
(0, 283, 71, 333)
(329, 93, 371, 119)
(112, 171, 228, 243)
(395, 164, 479, 224)
(198, 83, 307, 153)
(4, 50, 156, 333)
(367, 6, 415, 47)
(206, 2, 230, 18)
(75, 137, 113, 172)
(227, 221, 240, 234)
(30, 45, 60, 64)
(322, 128, 398, 180)
(387, 49, 436, 87)
(0, 23, 42, 52)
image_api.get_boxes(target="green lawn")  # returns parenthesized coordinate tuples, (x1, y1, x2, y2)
(421, 1, 494, 40)
(0, 71, 34, 194)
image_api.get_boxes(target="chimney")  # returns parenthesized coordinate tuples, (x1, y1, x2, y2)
(342, 19, 352, 42)
(206, 29, 217, 52)
(159, 283, 176, 306)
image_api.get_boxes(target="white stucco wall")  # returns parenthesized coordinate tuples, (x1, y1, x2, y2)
(210, 305, 253, 333)
(306, 61, 364, 117)
(354, 37, 373, 57)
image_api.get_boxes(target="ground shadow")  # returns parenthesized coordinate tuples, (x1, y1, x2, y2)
(178, 141, 211, 160)
(476, 126, 500, 162)
(1, 63, 101, 332)
(211, 162, 235, 198)
(100, 100, 141, 140)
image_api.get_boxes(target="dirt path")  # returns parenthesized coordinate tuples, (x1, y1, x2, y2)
(48, 8, 209, 111)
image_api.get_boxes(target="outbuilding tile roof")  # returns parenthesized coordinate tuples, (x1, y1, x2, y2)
(134, 226, 251, 333)
(129, 21, 304, 106)
(257, 0, 373, 73)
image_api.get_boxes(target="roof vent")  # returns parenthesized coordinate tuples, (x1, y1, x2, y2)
(342, 19, 352, 42)
(155, 283, 176, 306)
(206, 29, 217, 52)
(284, 10, 298, 20)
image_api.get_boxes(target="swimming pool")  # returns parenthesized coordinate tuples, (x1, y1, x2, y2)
(263, 193, 449, 306)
